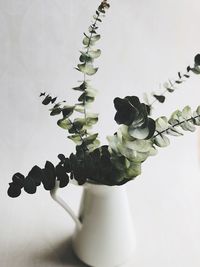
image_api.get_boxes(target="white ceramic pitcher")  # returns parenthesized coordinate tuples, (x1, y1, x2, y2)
(50, 182, 136, 267)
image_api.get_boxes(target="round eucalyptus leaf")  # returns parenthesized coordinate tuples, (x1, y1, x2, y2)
(8, 183, 21, 198)
(182, 106, 192, 120)
(128, 118, 155, 140)
(154, 134, 170, 147)
(56, 164, 69, 188)
(88, 49, 101, 58)
(42, 161, 56, 190)
(28, 165, 43, 186)
(12, 172, 25, 188)
(77, 63, 98, 76)
(24, 176, 37, 194)
(57, 118, 72, 130)
(155, 117, 169, 132)
(124, 139, 153, 153)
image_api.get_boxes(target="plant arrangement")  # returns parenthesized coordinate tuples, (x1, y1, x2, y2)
(8, 0, 200, 198)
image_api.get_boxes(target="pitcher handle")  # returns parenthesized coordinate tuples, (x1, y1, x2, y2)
(50, 181, 82, 230)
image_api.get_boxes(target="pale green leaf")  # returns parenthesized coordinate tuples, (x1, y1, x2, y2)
(87, 139, 100, 151)
(125, 162, 141, 178)
(155, 117, 169, 132)
(77, 63, 98, 76)
(57, 118, 72, 130)
(166, 126, 183, 136)
(117, 143, 149, 163)
(107, 135, 120, 154)
(124, 139, 153, 153)
(74, 104, 85, 113)
(88, 49, 101, 58)
(182, 106, 192, 120)
(83, 133, 98, 145)
(154, 134, 170, 147)
(180, 121, 195, 132)
(86, 113, 99, 127)
(128, 126, 150, 140)
(82, 34, 100, 46)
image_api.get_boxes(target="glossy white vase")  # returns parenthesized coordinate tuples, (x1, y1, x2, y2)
(51, 182, 136, 267)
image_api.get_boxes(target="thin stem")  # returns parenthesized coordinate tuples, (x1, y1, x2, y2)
(149, 69, 191, 108)
(153, 114, 200, 138)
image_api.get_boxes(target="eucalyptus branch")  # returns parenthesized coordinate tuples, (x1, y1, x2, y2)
(152, 105, 200, 148)
(82, 13, 100, 133)
(7, 1, 200, 199)
(145, 54, 200, 110)
(154, 114, 200, 138)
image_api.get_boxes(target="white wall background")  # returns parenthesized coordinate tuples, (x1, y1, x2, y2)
(1, 0, 200, 266)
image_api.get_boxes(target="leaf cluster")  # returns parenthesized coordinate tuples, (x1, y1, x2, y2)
(153, 106, 200, 147)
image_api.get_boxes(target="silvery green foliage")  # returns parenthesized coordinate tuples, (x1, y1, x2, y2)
(8, 0, 111, 198)
(38, 2, 112, 153)
(153, 106, 200, 147)
(107, 125, 157, 181)
(7, 0, 200, 198)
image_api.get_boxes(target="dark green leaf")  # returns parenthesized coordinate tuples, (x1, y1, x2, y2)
(72, 81, 87, 92)
(58, 154, 65, 163)
(175, 80, 182, 84)
(12, 172, 25, 188)
(24, 176, 37, 194)
(50, 107, 62, 116)
(56, 164, 69, 188)
(42, 161, 56, 190)
(153, 94, 165, 103)
(73, 118, 86, 131)
(194, 54, 200, 65)
(28, 165, 43, 186)
(42, 95, 52, 105)
(62, 106, 74, 118)
(64, 158, 71, 172)
(7, 183, 21, 198)
(51, 97, 57, 104)
(79, 53, 93, 63)
(78, 92, 95, 103)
